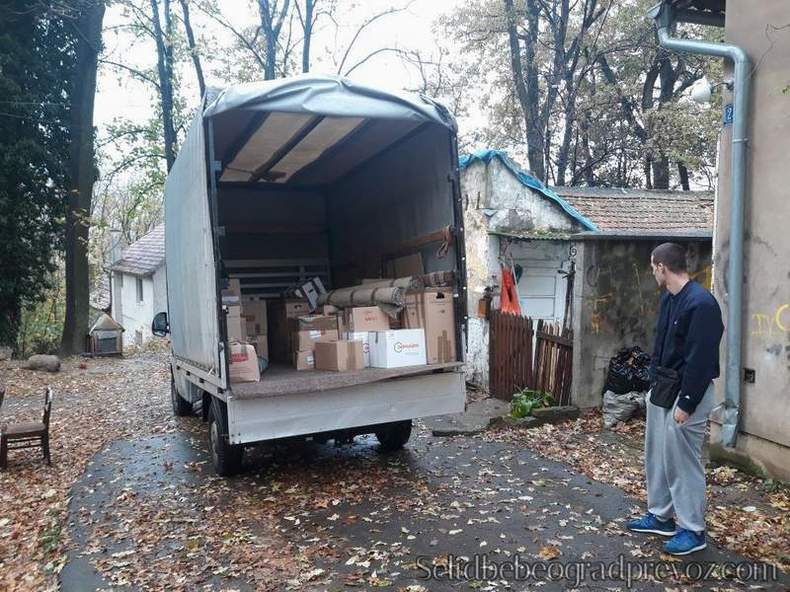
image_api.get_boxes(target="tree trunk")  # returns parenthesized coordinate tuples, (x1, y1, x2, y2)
(503, 0, 545, 181)
(258, 0, 291, 80)
(61, 0, 105, 356)
(652, 156, 670, 190)
(301, 0, 314, 73)
(179, 0, 205, 97)
(151, 0, 176, 170)
(678, 162, 690, 190)
(644, 158, 653, 189)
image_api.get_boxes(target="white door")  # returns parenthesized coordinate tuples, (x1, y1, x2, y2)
(515, 259, 567, 323)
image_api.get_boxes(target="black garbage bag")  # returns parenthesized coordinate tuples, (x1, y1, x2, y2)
(604, 346, 652, 395)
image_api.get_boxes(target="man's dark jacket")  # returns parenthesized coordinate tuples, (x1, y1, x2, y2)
(650, 280, 724, 414)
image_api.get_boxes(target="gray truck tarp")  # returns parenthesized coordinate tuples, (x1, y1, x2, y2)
(203, 75, 456, 130)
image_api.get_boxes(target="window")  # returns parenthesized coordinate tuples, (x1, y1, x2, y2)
(136, 277, 144, 303)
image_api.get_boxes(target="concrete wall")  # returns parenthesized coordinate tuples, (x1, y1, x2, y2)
(572, 239, 713, 408)
(709, 3, 790, 480)
(461, 157, 581, 388)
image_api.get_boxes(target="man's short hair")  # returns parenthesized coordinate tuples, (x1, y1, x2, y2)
(651, 242, 687, 273)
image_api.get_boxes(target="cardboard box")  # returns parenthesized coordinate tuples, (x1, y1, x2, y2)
(292, 328, 339, 352)
(289, 314, 338, 333)
(317, 304, 339, 314)
(222, 278, 241, 305)
(268, 299, 310, 362)
(403, 289, 456, 364)
(250, 335, 269, 361)
(344, 306, 390, 333)
(345, 331, 371, 367)
(293, 349, 315, 370)
(242, 297, 268, 336)
(226, 305, 244, 342)
(314, 340, 364, 372)
(229, 342, 260, 383)
(369, 329, 426, 368)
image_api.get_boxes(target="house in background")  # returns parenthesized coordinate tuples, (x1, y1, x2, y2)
(110, 225, 167, 347)
(461, 150, 714, 407)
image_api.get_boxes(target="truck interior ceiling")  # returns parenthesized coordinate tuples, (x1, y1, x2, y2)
(207, 107, 462, 384)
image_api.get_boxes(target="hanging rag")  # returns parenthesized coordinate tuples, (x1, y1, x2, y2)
(499, 264, 521, 314)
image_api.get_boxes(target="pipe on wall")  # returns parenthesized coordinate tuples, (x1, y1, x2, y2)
(649, 2, 750, 447)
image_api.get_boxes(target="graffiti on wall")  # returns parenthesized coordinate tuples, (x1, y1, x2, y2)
(751, 304, 789, 338)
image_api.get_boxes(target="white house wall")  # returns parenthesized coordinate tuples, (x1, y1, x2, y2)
(461, 158, 581, 389)
(152, 266, 168, 317)
(116, 272, 155, 346)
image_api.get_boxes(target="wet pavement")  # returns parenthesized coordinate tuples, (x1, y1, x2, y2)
(58, 411, 789, 592)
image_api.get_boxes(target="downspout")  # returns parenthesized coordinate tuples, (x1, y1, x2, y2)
(648, 3, 750, 448)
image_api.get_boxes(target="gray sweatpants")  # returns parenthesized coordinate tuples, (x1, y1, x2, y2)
(645, 382, 715, 533)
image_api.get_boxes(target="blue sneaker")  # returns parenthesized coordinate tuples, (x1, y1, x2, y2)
(664, 529, 706, 555)
(626, 513, 677, 536)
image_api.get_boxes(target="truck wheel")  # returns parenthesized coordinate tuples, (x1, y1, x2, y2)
(171, 374, 192, 416)
(208, 397, 242, 476)
(375, 420, 412, 452)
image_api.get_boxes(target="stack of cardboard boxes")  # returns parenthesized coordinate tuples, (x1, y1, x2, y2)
(223, 279, 271, 383)
(225, 279, 458, 380)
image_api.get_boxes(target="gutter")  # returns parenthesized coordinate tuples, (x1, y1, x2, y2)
(649, 3, 750, 448)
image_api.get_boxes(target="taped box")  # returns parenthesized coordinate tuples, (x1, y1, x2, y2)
(242, 297, 268, 336)
(369, 329, 426, 368)
(226, 305, 244, 342)
(293, 349, 315, 370)
(403, 289, 456, 364)
(346, 331, 371, 367)
(314, 340, 364, 372)
(344, 306, 390, 333)
(229, 342, 260, 383)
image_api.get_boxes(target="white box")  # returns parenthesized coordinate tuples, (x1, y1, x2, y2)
(346, 331, 371, 367)
(369, 329, 426, 368)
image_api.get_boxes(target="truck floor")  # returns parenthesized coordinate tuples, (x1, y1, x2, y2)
(230, 362, 462, 399)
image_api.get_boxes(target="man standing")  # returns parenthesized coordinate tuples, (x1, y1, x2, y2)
(627, 243, 724, 555)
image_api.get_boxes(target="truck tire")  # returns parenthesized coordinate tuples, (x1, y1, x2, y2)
(171, 374, 192, 416)
(375, 420, 412, 452)
(208, 397, 243, 476)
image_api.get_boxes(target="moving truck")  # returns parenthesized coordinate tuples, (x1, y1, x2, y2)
(151, 76, 467, 475)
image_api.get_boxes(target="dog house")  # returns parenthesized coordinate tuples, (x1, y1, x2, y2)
(87, 313, 124, 356)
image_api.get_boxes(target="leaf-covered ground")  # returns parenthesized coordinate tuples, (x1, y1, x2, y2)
(1, 352, 787, 591)
(483, 411, 790, 573)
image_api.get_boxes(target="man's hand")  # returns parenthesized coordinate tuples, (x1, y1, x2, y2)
(674, 407, 690, 424)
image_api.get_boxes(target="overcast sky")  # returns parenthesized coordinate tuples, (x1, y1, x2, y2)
(95, 0, 465, 130)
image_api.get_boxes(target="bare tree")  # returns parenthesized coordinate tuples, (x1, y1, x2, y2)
(150, 0, 177, 170)
(258, 0, 291, 79)
(179, 0, 205, 96)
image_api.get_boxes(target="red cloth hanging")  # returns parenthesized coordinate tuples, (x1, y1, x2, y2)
(499, 264, 521, 314)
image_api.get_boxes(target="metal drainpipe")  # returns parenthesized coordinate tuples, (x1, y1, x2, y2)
(649, 3, 750, 448)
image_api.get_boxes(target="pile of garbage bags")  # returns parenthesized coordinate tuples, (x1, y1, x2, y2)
(601, 346, 651, 428)
(604, 346, 651, 394)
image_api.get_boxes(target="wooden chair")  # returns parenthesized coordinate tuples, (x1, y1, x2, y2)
(0, 387, 53, 469)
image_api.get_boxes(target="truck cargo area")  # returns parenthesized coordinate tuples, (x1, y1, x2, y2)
(230, 362, 462, 399)
(207, 98, 465, 388)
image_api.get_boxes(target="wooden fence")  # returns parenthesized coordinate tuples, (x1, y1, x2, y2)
(489, 310, 534, 400)
(533, 320, 573, 406)
(489, 311, 573, 404)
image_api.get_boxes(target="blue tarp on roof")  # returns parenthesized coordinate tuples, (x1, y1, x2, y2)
(459, 149, 598, 231)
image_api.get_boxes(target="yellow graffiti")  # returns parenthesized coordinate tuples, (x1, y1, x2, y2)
(776, 304, 788, 332)
(750, 304, 790, 337)
(690, 264, 713, 290)
(589, 293, 614, 335)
